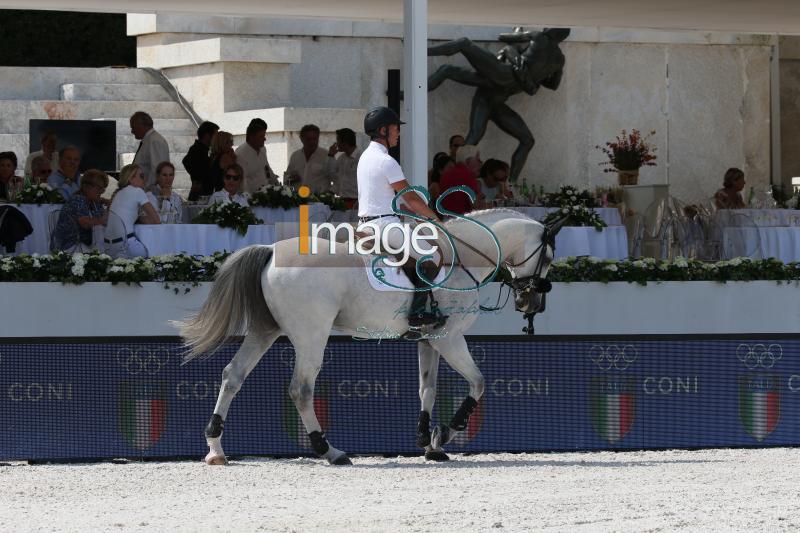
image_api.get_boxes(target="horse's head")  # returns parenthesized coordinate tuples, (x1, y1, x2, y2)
(504, 215, 568, 314)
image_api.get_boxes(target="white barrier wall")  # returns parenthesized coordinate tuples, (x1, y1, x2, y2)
(2, 281, 798, 337)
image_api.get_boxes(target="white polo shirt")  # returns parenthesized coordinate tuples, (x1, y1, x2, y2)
(357, 141, 405, 217)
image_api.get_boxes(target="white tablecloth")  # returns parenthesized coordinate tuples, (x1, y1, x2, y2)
(136, 224, 276, 256)
(510, 206, 622, 226)
(723, 226, 800, 262)
(716, 209, 800, 228)
(555, 226, 629, 260)
(10, 203, 62, 254)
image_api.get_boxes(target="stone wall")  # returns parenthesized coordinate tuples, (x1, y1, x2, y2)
(129, 15, 775, 202)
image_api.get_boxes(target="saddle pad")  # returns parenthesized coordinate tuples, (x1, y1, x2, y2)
(362, 255, 447, 292)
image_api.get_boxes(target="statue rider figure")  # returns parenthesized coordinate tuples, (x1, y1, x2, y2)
(357, 106, 447, 332)
(428, 27, 570, 183)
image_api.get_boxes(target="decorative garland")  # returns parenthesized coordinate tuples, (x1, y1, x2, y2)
(248, 184, 305, 210)
(191, 201, 263, 235)
(15, 183, 65, 205)
(1, 253, 799, 287)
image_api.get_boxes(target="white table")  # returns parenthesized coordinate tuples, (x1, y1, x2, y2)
(10, 203, 62, 254)
(136, 224, 276, 256)
(555, 226, 629, 260)
(716, 209, 800, 228)
(723, 226, 800, 262)
(510, 206, 622, 226)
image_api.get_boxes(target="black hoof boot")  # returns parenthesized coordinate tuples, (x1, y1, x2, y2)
(332, 454, 352, 466)
(416, 411, 431, 448)
(424, 449, 450, 462)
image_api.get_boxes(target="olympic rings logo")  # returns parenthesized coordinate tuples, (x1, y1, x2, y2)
(589, 345, 638, 372)
(116, 347, 170, 375)
(736, 343, 782, 370)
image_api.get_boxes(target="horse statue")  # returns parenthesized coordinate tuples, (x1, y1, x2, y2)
(178, 208, 565, 465)
(428, 27, 570, 183)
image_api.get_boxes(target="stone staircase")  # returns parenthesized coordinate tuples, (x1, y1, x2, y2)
(0, 66, 197, 193)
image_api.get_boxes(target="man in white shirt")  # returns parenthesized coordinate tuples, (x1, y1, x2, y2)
(326, 127, 361, 208)
(285, 124, 332, 194)
(130, 111, 170, 192)
(235, 118, 278, 194)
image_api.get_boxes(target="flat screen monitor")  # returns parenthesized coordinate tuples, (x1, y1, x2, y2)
(29, 119, 117, 172)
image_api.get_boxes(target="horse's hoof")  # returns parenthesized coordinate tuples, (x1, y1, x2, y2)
(204, 452, 228, 466)
(332, 455, 352, 466)
(424, 450, 450, 462)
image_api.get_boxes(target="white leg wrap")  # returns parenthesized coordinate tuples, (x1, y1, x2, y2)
(322, 445, 348, 464)
(204, 437, 228, 465)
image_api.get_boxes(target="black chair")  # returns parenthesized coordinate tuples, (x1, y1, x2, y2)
(0, 205, 33, 253)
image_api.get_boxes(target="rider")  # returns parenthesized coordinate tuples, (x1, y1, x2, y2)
(358, 106, 446, 329)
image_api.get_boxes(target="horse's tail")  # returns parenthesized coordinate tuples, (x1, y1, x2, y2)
(176, 245, 278, 362)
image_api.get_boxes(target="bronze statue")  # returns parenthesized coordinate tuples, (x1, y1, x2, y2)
(428, 27, 570, 183)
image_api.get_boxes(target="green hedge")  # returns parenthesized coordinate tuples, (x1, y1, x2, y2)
(0, 10, 135, 67)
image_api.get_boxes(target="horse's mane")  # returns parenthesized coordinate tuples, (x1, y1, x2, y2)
(442, 208, 539, 229)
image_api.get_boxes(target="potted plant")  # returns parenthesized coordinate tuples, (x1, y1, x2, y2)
(597, 129, 657, 186)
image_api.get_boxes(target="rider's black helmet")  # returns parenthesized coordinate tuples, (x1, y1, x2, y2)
(364, 106, 405, 137)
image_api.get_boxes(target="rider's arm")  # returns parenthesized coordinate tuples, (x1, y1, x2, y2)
(391, 179, 441, 223)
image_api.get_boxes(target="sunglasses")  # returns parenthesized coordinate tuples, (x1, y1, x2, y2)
(224, 174, 241, 181)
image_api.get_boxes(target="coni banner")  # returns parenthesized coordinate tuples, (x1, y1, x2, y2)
(1, 338, 799, 460)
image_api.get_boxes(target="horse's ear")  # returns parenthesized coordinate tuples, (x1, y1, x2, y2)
(543, 28, 570, 42)
(544, 215, 569, 247)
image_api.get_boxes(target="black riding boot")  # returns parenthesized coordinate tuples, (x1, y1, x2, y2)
(403, 262, 446, 328)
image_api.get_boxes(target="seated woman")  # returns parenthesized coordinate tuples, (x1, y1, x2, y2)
(52, 169, 108, 252)
(428, 152, 454, 206)
(0, 151, 23, 201)
(207, 164, 249, 207)
(108, 163, 160, 258)
(147, 161, 183, 223)
(714, 167, 746, 209)
(479, 159, 513, 204)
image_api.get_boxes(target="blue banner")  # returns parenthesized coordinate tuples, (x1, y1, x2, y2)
(1, 338, 798, 460)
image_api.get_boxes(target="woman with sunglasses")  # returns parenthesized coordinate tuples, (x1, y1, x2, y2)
(146, 161, 183, 223)
(207, 164, 249, 207)
(52, 169, 109, 252)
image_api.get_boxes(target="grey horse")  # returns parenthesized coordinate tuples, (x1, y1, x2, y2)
(178, 209, 563, 465)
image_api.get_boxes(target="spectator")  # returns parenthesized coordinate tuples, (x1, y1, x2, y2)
(285, 124, 332, 194)
(147, 161, 183, 223)
(714, 167, 747, 209)
(327, 127, 361, 208)
(428, 152, 454, 204)
(438, 144, 484, 215)
(208, 164, 249, 207)
(108, 163, 160, 258)
(235, 118, 278, 194)
(24, 131, 59, 180)
(48, 146, 81, 200)
(479, 159, 513, 203)
(29, 155, 53, 185)
(448, 134, 465, 159)
(182, 121, 219, 201)
(209, 131, 237, 193)
(52, 169, 108, 252)
(130, 111, 170, 192)
(0, 151, 22, 201)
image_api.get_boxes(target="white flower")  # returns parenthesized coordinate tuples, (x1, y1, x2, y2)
(32, 259, 41, 268)
(109, 265, 124, 273)
(675, 258, 689, 268)
(281, 189, 291, 197)
(605, 264, 618, 272)
(1, 263, 12, 272)
(632, 260, 645, 268)
(71, 265, 84, 277)
(561, 208, 569, 214)
(40, 183, 52, 191)
(36, 190, 43, 197)
(587, 256, 601, 263)
(727, 258, 743, 267)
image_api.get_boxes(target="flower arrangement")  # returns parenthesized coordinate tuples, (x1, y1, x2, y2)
(313, 191, 349, 211)
(597, 129, 657, 172)
(15, 182, 65, 205)
(1, 253, 799, 286)
(248, 184, 306, 210)
(542, 185, 598, 209)
(543, 204, 607, 231)
(191, 201, 263, 235)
